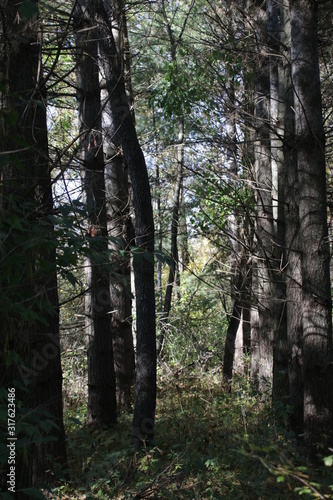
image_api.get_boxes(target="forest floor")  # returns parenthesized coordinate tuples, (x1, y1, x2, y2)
(53, 364, 333, 499)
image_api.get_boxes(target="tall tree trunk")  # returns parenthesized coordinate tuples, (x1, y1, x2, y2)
(242, 77, 260, 389)
(282, 0, 304, 436)
(158, 119, 184, 355)
(267, 0, 289, 401)
(179, 182, 190, 273)
(290, 0, 333, 458)
(254, 0, 275, 391)
(74, 0, 117, 426)
(157, 0, 195, 355)
(0, 0, 66, 492)
(253, 0, 286, 394)
(222, 81, 252, 388)
(104, 135, 134, 410)
(152, 103, 163, 316)
(96, 0, 156, 444)
(233, 255, 252, 376)
(250, 245, 260, 387)
(223, 265, 243, 389)
(101, 0, 135, 410)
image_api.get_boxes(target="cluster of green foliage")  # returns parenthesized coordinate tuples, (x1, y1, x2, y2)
(189, 170, 253, 238)
(160, 268, 227, 368)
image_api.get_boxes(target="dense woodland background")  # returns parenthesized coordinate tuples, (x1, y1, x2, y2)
(1, 0, 333, 498)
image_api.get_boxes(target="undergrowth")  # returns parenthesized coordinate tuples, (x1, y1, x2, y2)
(49, 365, 333, 499)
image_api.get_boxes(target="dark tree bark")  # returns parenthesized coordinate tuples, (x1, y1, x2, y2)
(252, 0, 286, 394)
(74, 0, 117, 426)
(100, 0, 135, 411)
(104, 139, 135, 410)
(267, 0, 289, 402)
(96, 0, 156, 444)
(0, 0, 66, 492)
(290, 0, 333, 458)
(281, 0, 304, 435)
(253, 0, 276, 391)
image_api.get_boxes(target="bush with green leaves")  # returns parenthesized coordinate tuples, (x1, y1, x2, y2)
(159, 262, 228, 369)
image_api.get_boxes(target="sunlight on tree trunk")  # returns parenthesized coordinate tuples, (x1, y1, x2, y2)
(96, 0, 156, 444)
(74, 0, 117, 426)
(101, 0, 135, 411)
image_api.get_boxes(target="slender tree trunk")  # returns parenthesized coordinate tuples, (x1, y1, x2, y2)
(104, 136, 134, 410)
(96, 0, 156, 444)
(222, 81, 252, 388)
(158, 119, 184, 355)
(152, 103, 163, 316)
(281, 0, 304, 435)
(100, 0, 135, 410)
(74, 0, 117, 426)
(290, 0, 333, 458)
(254, 0, 275, 391)
(223, 267, 242, 389)
(158, 0, 195, 355)
(250, 246, 260, 387)
(242, 80, 260, 389)
(233, 256, 252, 375)
(267, 0, 289, 401)
(253, 0, 286, 394)
(179, 186, 190, 272)
(0, 0, 66, 492)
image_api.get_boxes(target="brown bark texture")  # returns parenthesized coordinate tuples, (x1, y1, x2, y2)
(96, 0, 156, 444)
(74, 0, 117, 427)
(100, 0, 135, 411)
(290, 0, 333, 458)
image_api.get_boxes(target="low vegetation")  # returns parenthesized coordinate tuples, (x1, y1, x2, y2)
(52, 361, 333, 499)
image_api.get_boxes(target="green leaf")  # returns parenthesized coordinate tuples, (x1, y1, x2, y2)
(40, 420, 55, 434)
(20, 488, 46, 499)
(5, 110, 19, 126)
(131, 246, 144, 263)
(143, 250, 154, 264)
(296, 487, 312, 495)
(68, 416, 83, 427)
(155, 250, 172, 265)
(324, 455, 333, 467)
(276, 475, 285, 483)
(9, 214, 24, 231)
(19, 1, 38, 19)
(65, 271, 78, 287)
(1, 494, 15, 500)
